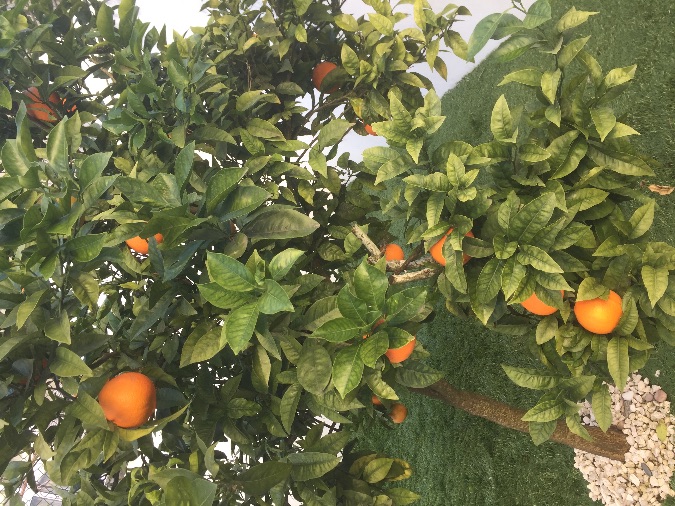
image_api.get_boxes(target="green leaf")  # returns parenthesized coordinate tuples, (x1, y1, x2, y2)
(494, 35, 538, 63)
(243, 208, 319, 240)
(237, 461, 292, 496)
(566, 415, 592, 441)
(198, 283, 251, 309)
(206, 252, 256, 292)
(642, 266, 668, 307)
(224, 303, 259, 354)
(545, 103, 561, 127)
(360, 331, 389, 368)
(337, 286, 370, 325)
(117, 404, 189, 442)
(576, 278, 609, 302)
(363, 458, 394, 483)
(369, 13, 393, 36)
(385, 287, 427, 325)
(522, 399, 565, 422)
(341, 44, 359, 76)
(590, 107, 616, 142)
(476, 259, 504, 303)
(498, 68, 543, 87)
(50, 347, 93, 377)
(490, 95, 515, 143)
(334, 13, 359, 31)
(64, 392, 109, 430)
(66, 234, 106, 262)
(523, 0, 551, 28)
(180, 324, 225, 367)
(517, 245, 563, 273)
(558, 36, 590, 68)
(566, 188, 608, 211)
(592, 384, 612, 432)
(313, 317, 361, 343)
(17, 289, 47, 329)
(467, 13, 510, 61)
(79, 152, 112, 189)
(519, 143, 550, 163)
(529, 420, 557, 445)
(629, 200, 655, 239)
(502, 365, 560, 390)
(280, 383, 302, 433)
(96, 3, 115, 42)
(535, 316, 558, 345)
(587, 145, 654, 177)
(353, 261, 388, 312)
(259, 279, 294, 314)
(174, 141, 194, 191)
(0, 83, 11, 110)
(298, 344, 332, 395)
(332, 345, 364, 397)
(508, 194, 555, 243)
(395, 362, 443, 388)
(205, 167, 247, 213)
(45, 311, 71, 344)
(607, 337, 629, 390)
(541, 69, 561, 104)
(286, 452, 340, 481)
(269, 249, 304, 280)
(168, 60, 189, 89)
(556, 7, 598, 33)
(317, 119, 352, 149)
(47, 121, 68, 175)
(236, 90, 279, 111)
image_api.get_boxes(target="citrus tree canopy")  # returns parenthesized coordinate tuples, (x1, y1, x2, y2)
(0, 0, 673, 504)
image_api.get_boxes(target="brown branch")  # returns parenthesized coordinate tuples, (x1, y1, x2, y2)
(411, 380, 629, 462)
(351, 224, 381, 261)
(389, 268, 439, 284)
(387, 255, 433, 272)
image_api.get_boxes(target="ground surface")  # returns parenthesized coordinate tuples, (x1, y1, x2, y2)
(358, 1, 675, 504)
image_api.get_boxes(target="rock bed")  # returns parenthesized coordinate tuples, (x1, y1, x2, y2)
(574, 373, 675, 505)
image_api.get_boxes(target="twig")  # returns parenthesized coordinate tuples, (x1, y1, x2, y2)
(387, 255, 433, 272)
(389, 268, 439, 284)
(351, 224, 381, 261)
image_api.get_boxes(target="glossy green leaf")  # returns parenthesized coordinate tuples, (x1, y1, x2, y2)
(395, 362, 443, 388)
(502, 365, 560, 390)
(286, 452, 340, 481)
(64, 392, 109, 430)
(517, 245, 563, 273)
(607, 337, 629, 390)
(297, 344, 332, 395)
(50, 347, 93, 377)
(259, 279, 294, 314)
(244, 208, 319, 240)
(523, 0, 551, 28)
(332, 345, 363, 397)
(521, 399, 565, 422)
(592, 384, 613, 432)
(224, 303, 259, 354)
(556, 7, 598, 32)
(529, 420, 557, 445)
(206, 252, 256, 292)
(353, 261, 388, 312)
(45, 311, 71, 344)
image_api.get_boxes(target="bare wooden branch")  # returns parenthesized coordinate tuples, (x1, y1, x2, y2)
(389, 268, 439, 284)
(351, 224, 382, 261)
(386, 255, 434, 272)
(411, 380, 629, 462)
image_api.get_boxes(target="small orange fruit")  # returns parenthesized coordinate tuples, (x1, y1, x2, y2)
(98, 372, 157, 428)
(372, 394, 383, 406)
(312, 62, 338, 93)
(125, 234, 164, 255)
(24, 87, 60, 123)
(389, 402, 408, 424)
(521, 291, 564, 316)
(384, 244, 405, 261)
(363, 318, 386, 339)
(574, 290, 623, 335)
(385, 337, 416, 364)
(430, 229, 474, 266)
(364, 124, 377, 136)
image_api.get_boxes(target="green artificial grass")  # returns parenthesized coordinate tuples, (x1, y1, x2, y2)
(358, 1, 675, 504)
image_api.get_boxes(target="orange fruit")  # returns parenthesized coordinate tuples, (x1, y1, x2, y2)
(125, 233, 164, 255)
(430, 229, 474, 266)
(24, 87, 60, 123)
(98, 372, 157, 428)
(384, 244, 405, 261)
(389, 402, 408, 424)
(365, 124, 377, 136)
(574, 290, 623, 335)
(521, 291, 564, 316)
(312, 62, 338, 93)
(385, 337, 416, 364)
(372, 394, 383, 406)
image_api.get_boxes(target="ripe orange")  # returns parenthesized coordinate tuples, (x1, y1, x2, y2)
(389, 402, 408, 424)
(98, 372, 157, 428)
(430, 229, 474, 266)
(521, 291, 564, 316)
(372, 394, 383, 406)
(574, 290, 623, 335)
(24, 87, 60, 123)
(384, 244, 405, 261)
(312, 62, 338, 93)
(365, 124, 377, 136)
(126, 234, 164, 255)
(386, 337, 416, 364)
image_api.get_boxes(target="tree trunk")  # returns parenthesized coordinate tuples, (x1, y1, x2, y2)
(411, 380, 629, 462)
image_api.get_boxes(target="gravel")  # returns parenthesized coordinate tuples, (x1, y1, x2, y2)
(574, 373, 675, 505)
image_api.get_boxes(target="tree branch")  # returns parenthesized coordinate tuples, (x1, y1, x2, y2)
(389, 268, 438, 284)
(351, 224, 381, 261)
(411, 380, 629, 462)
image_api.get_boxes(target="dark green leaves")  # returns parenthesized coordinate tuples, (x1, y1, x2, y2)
(467, 13, 511, 61)
(206, 253, 256, 292)
(332, 345, 363, 397)
(607, 337, 629, 390)
(224, 303, 259, 355)
(243, 208, 319, 240)
(298, 345, 332, 395)
(237, 461, 292, 496)
(502, 365, 560, 390)
(353, 261, 388, 312)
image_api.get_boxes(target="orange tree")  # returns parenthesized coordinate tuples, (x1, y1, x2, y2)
(0, 0, 672, 503)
